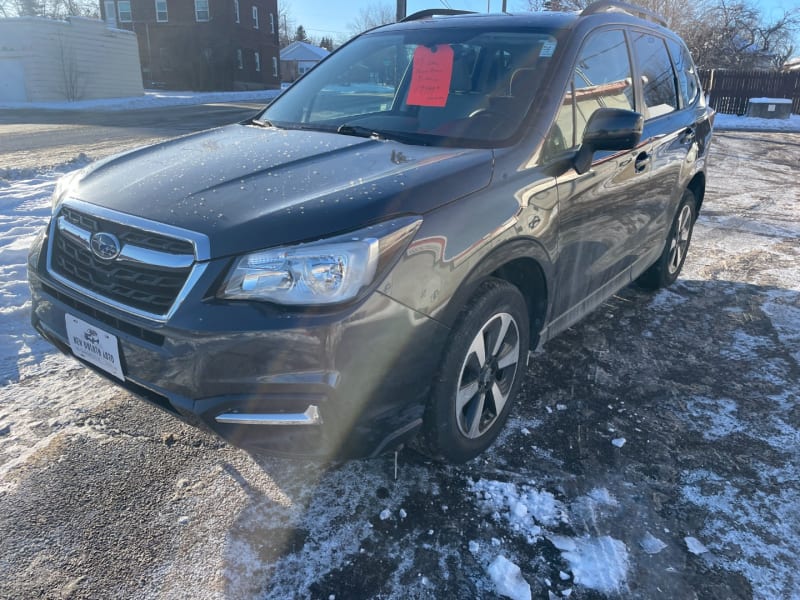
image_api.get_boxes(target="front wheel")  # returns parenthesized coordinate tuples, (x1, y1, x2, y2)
(637, 190, 697, 290)
(419, 279, 530, 463)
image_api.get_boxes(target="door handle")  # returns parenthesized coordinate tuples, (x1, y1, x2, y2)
(634, 152, 650, 173)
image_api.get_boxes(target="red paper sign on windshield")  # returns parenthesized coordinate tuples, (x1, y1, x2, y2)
(407, 45, 454, 108)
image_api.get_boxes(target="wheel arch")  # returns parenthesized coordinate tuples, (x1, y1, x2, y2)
(439, 239, 551, 350)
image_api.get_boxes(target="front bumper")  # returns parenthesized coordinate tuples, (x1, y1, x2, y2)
(28, 232, 448, 458)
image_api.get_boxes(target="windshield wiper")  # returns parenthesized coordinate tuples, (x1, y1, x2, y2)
(251, 117, 274, 128)
(336, 124, 430, 146)
(337, 124, 384, 139)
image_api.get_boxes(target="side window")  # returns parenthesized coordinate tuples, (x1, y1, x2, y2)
(666, 38, 699, 108)
(547, 29, 634, 153)
(632, 33, 678, 118)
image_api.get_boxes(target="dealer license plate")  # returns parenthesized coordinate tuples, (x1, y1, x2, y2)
(65, 314, 124, 380)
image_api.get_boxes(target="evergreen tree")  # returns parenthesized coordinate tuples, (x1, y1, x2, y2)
(294, 25, 308, 42)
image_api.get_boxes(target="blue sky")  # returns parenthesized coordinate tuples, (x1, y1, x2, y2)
(289, 0, 799, 48)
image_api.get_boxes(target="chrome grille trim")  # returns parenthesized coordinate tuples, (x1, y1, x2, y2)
(46, 198, 211, 323)
(56, 217, 195, 270)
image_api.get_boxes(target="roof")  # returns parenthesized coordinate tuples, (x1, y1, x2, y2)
(378, 11, 580, 33)
(280, 42, 330, 62)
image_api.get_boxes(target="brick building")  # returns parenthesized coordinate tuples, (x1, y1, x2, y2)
(100, 0, 279, 90)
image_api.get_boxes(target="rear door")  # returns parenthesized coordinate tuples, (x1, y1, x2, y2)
(627, 30, 690, 261)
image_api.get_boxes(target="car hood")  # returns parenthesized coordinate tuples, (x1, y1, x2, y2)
(72, 124, 493, 259)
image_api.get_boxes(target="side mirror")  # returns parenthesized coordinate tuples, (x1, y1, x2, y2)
(574, 108, 643, 175)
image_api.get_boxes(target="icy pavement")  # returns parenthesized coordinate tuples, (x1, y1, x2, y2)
(0, 129, 798, 598)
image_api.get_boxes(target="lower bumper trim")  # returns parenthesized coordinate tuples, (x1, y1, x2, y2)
(214, 405, 322, 426)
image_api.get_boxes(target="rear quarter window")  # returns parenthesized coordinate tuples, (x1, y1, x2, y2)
(631, 32, 678, 119)
(666, 37, 700, 108)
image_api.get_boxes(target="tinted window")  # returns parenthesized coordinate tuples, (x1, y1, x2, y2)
(666, 37, 699, 108)
(632, 33, 678, 119)
(548, 29, 634, 152)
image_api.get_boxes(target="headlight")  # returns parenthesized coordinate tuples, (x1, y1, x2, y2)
(220, 217, 422, 306)
(51, 168, 85, 213)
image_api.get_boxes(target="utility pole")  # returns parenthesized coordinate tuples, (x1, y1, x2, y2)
(396, 0, 406, 21)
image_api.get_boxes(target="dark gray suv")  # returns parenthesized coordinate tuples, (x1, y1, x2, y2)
(28, 1, 714, 462)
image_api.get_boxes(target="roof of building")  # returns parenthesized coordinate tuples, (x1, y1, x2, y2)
(280, 41, 330, 61)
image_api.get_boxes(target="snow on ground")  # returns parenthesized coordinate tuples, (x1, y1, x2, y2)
(0, 165, 71, 383)
(0, 105, 799, 598)
(714, 112, 800, 132)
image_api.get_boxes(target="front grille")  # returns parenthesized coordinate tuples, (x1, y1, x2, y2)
(60, 206, 195, 255)
(41, 283, 165, 346)
(50, 206, 195, 316)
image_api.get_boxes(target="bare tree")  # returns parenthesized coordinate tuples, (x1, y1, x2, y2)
(7, 0, 99, 17)
(685, 1, 799, 68)
(348, 2, 395, 36)
(278, 4, 295, 48)
(56, 32, 84, 100)
(521, 0, 800, 69)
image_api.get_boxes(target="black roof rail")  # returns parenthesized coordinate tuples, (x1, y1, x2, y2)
(580, 0, 668, 28)
(401, 9, 477, 22)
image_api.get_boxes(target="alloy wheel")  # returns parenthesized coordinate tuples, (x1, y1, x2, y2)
(667, 204, 693, 275)
(455, 312, 521, 439)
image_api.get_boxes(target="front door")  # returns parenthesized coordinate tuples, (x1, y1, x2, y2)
(549, 28, 652, 324)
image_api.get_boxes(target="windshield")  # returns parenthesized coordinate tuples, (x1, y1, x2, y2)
(261, 27, 561, 147)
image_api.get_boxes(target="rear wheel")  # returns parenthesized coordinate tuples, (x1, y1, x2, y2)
(637, 190, 696, 290)
(419, 278, 529, 463)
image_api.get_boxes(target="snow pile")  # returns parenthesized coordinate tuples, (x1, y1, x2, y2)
(548, 535, 629, 594)
(684, 537, 709, 555)
(488, 555, 531, 600)
(471, 481, 630, 595)
(715, 113, 800, 132)
(639, 531, 667, 555)
(471, 479, 565, 540)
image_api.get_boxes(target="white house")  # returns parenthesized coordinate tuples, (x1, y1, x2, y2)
(0, 16, 143, 103)
(280, 41, 329, 82)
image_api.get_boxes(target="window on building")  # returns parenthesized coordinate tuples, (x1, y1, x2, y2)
(159, 47, 173, 71)
(155, 0, 168, 22)
(233, 0, 239, 23)
(272, 56, 278, 77)
(252, 6, 259, 29)
(236, 49, 244, 70)
(195, 0, 209, 21)
(104, 0, 117, 27)
(117, 0, 132, 22)
(255, 51, 261, 72)
(269, 12, 275, 34)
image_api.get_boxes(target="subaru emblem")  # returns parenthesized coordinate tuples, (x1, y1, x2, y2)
(90, 232, 121, 261)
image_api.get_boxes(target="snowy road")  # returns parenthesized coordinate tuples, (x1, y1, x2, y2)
(0, 101, 263, 171)
(0, 129, 798, 599)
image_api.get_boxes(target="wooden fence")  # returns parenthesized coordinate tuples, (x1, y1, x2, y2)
(698, 69, 800, 115)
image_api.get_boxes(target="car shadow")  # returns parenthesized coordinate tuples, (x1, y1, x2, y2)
(216, 277, 798, 598)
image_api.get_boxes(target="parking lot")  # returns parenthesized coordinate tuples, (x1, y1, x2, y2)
(0, 121, 798, 599)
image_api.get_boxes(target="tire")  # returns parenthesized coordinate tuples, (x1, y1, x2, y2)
(419, 278, 530, 463)
(637, 190, 697, 290)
